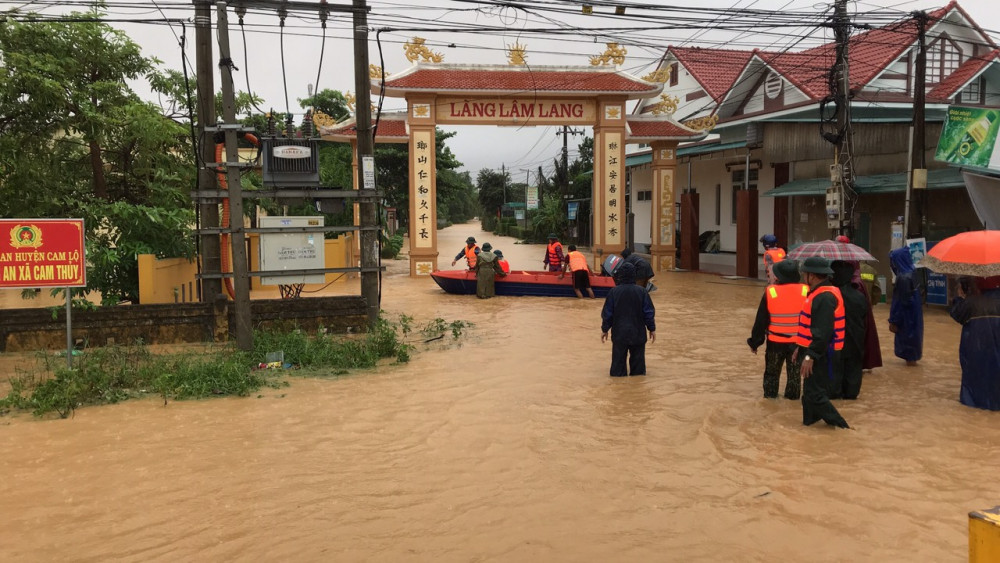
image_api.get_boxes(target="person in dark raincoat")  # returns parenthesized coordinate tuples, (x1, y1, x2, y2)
(950, 276, 1000, 411)
(831, 260, 869, 399)
(601, 262, 656, 377)
(795, 257, 850, 429)
(747, 259, 807, 400)
(621, 247, 656, 290)
(473, 242, 505, 299)
(888, 247, 923, 365)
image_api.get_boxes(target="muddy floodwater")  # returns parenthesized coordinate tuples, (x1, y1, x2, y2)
(2, 223, 999, 562)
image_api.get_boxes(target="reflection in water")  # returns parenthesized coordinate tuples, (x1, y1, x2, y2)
(0, 224, 996, 562)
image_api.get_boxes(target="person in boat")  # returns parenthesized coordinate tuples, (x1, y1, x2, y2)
(761, 234, 786, 283)
(888, 247, 923, 366)
(560, 244, 595, 299)
(493, 249, 510, 274)
(543, 233, 565, 272)
(793, 257, 850, 429)
(830, 260, 869, 400)
(601, 262, 656, 377)
(473, 242, 506, 299)
(451, 236, 480, 270)
(950, 276, 1000, 411)
(747, 259, 807, 400)
(620, 247, 655, 291)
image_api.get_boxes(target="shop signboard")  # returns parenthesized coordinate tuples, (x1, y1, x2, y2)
(934, 106, 1000, 170)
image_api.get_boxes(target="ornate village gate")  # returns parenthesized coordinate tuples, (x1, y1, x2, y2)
(322, 42, 705, 276)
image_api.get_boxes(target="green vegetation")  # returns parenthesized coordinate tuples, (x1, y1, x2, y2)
(0, 315, 471, 419)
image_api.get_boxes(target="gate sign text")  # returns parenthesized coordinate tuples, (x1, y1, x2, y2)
(436, 98, 596, 125)
(0, 219, 86, 288)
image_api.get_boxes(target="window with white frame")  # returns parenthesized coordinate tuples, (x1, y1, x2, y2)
(961, 76, 983, 104)
(926, 37, 962, 83)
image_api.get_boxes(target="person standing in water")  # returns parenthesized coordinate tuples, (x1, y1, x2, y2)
(561, 244, 595, 299)
(601, 263, 656, 377)
(748, 259, 808, 400)
(473, 242, 506, 299)
(888, 247, 923, 366)
(451, 236, 480, 270)
(794, 257, 850, 429)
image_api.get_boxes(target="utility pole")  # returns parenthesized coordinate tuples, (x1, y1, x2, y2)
(353, 0, 379, 326)
(826, 0, 856, 238)
(194, 0, 220, 303)
(215, 2, 253, 350)
(904, 11, 928, 239)
(556, 126, 584, 199)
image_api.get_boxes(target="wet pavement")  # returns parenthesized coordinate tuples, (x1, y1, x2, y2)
(1, 221, 997, 562)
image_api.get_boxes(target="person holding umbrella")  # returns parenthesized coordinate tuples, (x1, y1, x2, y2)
(950, 276, 1000, 410)
(888, 248, 923, 366)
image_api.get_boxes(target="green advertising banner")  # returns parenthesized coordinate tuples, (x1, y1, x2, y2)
(934, 106, 1000, 170)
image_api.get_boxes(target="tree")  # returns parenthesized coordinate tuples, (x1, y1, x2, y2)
(0, 11, 196, 303)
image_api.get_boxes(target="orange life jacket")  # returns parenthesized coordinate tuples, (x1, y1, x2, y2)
(764, 248, 786, 268)
(463, 245, 478, 269)
(498, 259, 510, 274)
(794, 285, 845, 351)
(567, 250, 587, 272)
(546, 241, 563, 266)
(765, 283, 809, 343)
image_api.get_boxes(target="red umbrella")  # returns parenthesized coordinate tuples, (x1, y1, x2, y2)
(787, 239, 877, 262)
(919, 230, 1000, 276)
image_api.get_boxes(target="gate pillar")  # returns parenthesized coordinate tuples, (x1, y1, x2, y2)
(407, 100, 439, 276)
(649, 141, 679, 271)
(591, 100, 628, 270)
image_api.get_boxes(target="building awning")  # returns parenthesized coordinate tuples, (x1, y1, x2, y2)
(763, 167, 966, 197)
(677, 140, 747, 157)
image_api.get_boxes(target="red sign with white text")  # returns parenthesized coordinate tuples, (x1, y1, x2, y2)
(0, 219, 86, 288)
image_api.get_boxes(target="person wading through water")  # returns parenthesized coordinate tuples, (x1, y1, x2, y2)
(747, 259, 808, 400)
(451, 236, 480, 270)
(793, 257, 850, 429)
(473, 242, 506, 299)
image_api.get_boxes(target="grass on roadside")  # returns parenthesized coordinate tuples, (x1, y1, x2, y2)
(0, 314, 471, 419)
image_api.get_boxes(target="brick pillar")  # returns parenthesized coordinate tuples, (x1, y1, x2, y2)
(736, 189, 759, 278)
(680, 190, 700, 270)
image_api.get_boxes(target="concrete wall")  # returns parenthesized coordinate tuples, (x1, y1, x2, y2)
(137, 235, 352, 304)
(0, 296, 369, 352)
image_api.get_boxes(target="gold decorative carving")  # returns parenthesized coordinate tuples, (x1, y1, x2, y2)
(404, 37, 444, 63)
(343, 92, 374, 114)
(413, 104, 430, 117)
(649, 94, 679, 116)
(605, 106, 621, 119)
(642, 67, 671, 83)
(369, 64, 388, 79)
(507, 42, 527, 65)
(312, 110, 336, 128)
(683, 114, 719, 131)
(589, 42, 626, 66)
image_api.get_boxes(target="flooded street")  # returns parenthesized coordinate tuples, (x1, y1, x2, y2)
(2, 223, 999, 562)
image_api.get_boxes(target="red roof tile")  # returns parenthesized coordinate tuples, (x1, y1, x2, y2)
(319, 113, 408, 142)
(626, 118, 706, 141)
(376, 64, 660, 98)
(668, 47, 759, 101)
(927, 49, 999, 100)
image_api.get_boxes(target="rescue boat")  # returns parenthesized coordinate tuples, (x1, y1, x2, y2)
(430, 269, 616, 298)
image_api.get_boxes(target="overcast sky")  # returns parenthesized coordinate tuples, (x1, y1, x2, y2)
(8, 0, 998, 181)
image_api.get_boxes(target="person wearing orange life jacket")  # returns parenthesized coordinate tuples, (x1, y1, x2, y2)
(543, 233, 565, 272)
(493, 249, 510, 274)
(747, 259, 808, 400)
(792, 256, 850, 429)
(560, 244, 595, 299)
(760, 234, 786, 283)
(451, 236, 480, 270)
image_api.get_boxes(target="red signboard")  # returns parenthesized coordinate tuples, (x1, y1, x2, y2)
(0, 219, 86, 288)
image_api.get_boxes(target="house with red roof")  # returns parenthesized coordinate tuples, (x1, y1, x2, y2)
(626, 1, 998, 278)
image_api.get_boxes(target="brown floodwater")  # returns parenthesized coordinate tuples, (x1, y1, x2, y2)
(2, 223, 998, 562)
